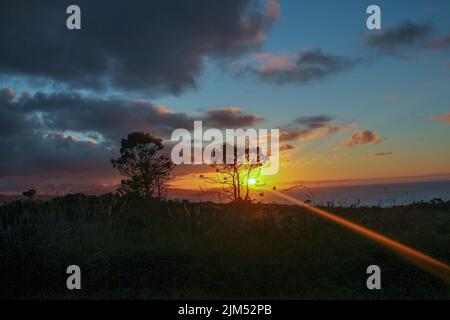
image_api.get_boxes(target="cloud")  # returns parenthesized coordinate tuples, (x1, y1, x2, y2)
(1, 90, 264, 144)
(0, 0, 279, 95)
(294, 115, 334, 128)
(429, 112, 450, 124)
(427, 34, 450, 50)
(154, 105, 175, 115)
(240, 49, 360, 84)
(362, 21, 450, 57)
(202, 107, 264, 128)
(0, 88, 264, 192)
(367, 152, 393, 157)
(280, 115, 352, 142)
(265, 0, 280, 18)
(251, 53, 297, 73)
(342, 130, 381, 147)
(279, 144, 296, 151)
(16, 92, 194, 142)
(1, 87, 15, 100)
(0, 128, 119, 194)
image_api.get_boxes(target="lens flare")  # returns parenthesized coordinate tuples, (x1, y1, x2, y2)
(268, 189, 450, 282)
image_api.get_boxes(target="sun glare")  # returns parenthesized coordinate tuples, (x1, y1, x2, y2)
(248, 177, 257, 186)
(268, 189, 450, 282)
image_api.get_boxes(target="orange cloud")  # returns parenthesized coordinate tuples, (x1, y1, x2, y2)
(154, 105, 175, 115)
(342, 130, 381, 147)
(252, 53, 297, 74)
(429, 112, 450, 124)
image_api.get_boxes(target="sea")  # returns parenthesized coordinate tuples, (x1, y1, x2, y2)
(282, 180, 450, 207)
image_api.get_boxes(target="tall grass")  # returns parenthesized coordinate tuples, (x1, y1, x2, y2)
(0, 194, 449, 299)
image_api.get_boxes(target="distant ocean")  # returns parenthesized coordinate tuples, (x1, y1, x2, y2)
(168, 180, 450, 207)
(284, 180, 450, 207)
(2, 180, 449, 208)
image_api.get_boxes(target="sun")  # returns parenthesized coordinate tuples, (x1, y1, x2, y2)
(248, 177, 257, 186)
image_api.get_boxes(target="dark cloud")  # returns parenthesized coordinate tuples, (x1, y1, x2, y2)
(241, 49, 360, 84)
(0, 89, 29, 137)
(0, 88, 264, 192)
(202, 107, 263, 128)
(342, 130, 381, 147)
(15, 92, 193, 142)
(294, 115, 334, 128)
(279, 130, 306, 142)
(280, 124, 350, 142)
(372, 152, 393, 157)
(0, 128, 119, 193)
(280, 115, 351, 142)
(362, 21, 435, 57)
(0, 0, 278, 95)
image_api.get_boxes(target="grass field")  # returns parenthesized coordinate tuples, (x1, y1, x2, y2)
(1, 194, 449, 299)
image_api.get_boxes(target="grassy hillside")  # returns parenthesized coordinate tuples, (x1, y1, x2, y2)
(1, 194, 449, 299)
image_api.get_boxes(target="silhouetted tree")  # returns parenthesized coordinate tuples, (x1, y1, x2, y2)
(22, 189, 36, 200)
(205, 144, 264, 202)
(111, 132, 174, 199)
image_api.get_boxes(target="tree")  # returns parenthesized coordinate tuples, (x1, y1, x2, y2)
(205, 144, 264, 202)
(22, 189, 36, 200)
(111, 132, 174, 199)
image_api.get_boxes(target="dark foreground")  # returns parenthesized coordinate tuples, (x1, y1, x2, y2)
(0, 194, 449, 299)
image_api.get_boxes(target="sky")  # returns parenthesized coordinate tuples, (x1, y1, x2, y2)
(0, 0, 449, 194)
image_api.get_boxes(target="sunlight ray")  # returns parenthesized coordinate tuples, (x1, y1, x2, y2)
(269, 189, 450, 282)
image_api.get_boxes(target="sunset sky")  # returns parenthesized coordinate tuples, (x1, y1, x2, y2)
(0, 0, 450, 194)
